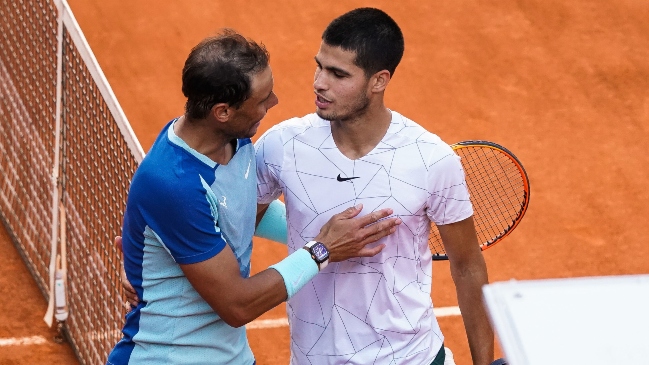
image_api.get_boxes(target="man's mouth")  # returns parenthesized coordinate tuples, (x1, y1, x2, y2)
(315, 94, 331, 108)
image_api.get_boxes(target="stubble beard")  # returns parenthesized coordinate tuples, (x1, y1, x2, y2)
(316, 93, 370, 123)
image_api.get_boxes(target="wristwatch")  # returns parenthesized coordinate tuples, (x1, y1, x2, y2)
(304, 241, 329, 270)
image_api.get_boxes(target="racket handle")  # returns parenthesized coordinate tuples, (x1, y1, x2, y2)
(490, 358, 507, 365)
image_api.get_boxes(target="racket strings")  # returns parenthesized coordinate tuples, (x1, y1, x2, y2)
(428, 142, 530, 259)
(460, 147, 525, 245)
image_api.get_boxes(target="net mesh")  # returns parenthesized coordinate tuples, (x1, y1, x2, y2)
(0, 0, 141, 363)
(0, 0, 58, 296)
(60, 26, 140, 363)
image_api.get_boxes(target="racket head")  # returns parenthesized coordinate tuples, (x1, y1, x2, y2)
(429, 140, 530, 260)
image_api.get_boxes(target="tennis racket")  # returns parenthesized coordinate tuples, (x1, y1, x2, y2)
(429, 140, 530, 260)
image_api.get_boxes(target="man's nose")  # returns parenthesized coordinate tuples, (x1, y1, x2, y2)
(313, 70, 327, 90)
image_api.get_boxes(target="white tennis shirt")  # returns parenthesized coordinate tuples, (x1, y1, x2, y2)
(256, 111, 473, 365)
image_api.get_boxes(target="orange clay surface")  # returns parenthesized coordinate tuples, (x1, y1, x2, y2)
(2, 1, 648, 364)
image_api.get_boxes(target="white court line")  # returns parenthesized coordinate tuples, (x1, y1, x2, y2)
(434, 306, 462, 317)
(72, 306, 461, 337)
(51, 306, 462, 337)
(0, 336, 48, 346)
(247, 317, 289, 329)
(246, 306, 461, 330)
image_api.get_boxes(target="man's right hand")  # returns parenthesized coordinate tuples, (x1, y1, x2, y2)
(314, 204, 401, 262)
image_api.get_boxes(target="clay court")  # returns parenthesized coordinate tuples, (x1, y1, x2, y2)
(1, 0, 648, 364)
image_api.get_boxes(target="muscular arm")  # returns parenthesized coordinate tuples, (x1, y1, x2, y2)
(181, 244, 287, 328)
(438, 216, 494, 365)
(182, 204, 401, 328)
(121, 204, 286, 308)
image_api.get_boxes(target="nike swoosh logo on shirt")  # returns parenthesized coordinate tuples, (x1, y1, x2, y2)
(337, 174, 360, 182)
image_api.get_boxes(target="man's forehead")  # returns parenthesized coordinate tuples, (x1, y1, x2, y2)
(251, 67, 273, 91)
(316, 42, 357, 66)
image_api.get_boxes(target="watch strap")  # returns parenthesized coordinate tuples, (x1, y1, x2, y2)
(304, 240, 329, 270)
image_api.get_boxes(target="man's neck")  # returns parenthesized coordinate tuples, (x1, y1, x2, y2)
(330, 106, 392, 160)
(174, 115, 235, 165)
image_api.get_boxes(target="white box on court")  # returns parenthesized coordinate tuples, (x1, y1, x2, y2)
(482, 274, 649, 365)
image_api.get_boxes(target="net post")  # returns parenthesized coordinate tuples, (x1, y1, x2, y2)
(44, 0, 66, 329)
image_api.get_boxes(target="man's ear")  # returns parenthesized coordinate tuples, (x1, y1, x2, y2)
(370, 70, 391, 93)
(212, 103, 231, 122)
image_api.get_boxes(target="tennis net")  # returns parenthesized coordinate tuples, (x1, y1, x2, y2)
(0, 0, 144, 363)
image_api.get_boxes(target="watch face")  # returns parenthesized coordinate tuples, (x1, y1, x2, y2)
(311, 242, 329, 262)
